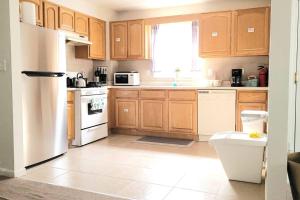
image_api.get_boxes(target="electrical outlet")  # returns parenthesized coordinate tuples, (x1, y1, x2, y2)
(241, 68, 245, 75)
(0, 59, 7, 72)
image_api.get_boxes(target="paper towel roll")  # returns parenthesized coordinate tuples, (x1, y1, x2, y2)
(20, 2, 36, 25)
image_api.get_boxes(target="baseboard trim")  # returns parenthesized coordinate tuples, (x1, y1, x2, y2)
(0, 167, 26, 178)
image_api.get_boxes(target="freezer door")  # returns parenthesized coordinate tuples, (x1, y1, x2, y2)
(22, 72, 67, 167)
(20, 22, 66, 72)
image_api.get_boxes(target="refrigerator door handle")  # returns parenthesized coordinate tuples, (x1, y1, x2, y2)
(22, 71, 65, 77)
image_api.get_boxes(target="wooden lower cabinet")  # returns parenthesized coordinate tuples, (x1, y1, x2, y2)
(168, 101, 197, 134)
(140, 100, 168, 131)
(236, 90, 268, 131)
(115, 99, 139, 128)
(67, 92, 75, 140)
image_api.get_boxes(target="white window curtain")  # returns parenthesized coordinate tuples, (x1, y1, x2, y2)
(151, 21, 200, 77)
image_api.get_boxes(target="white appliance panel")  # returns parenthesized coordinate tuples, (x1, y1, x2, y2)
(198, 90, 236, 141)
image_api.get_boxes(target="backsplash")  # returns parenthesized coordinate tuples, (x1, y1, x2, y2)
(66, 45, 94, 80)
(117, 56, 269, 85)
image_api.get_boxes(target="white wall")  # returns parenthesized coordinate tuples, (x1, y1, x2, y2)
(116, 0, 270, 20)
(266, 0, 298, 199)
(0, 0, 25, 177)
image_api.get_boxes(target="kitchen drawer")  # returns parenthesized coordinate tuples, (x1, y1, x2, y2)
(140, 90, 167, 99)
(67, 91, 74, 102)
(168, 90, 197, 101)
(115, 90, 139, 98)
(238, 91, 267, 103)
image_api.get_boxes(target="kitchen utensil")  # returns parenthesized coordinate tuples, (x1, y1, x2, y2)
(76, 73, 86, 88)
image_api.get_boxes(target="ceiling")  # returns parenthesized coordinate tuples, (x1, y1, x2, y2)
(88, 0, 218, 11)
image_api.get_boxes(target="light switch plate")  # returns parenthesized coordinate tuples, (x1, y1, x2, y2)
(0, 59, 7, 72)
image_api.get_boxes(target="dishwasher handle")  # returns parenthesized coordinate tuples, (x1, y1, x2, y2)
(198, 90, 210, 94)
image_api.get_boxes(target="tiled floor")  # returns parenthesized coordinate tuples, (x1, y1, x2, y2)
(21, 134, 265, 200)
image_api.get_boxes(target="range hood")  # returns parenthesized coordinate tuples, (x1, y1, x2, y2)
(65, 31, 92, 46)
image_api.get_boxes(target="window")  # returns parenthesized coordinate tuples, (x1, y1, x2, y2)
(151, 21, 200, 78)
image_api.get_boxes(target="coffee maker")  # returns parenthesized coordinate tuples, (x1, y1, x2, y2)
(231, 69, 243, 87)
(95, 66, 108, 85)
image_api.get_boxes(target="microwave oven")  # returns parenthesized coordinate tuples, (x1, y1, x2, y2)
(114, 72, 140, 86)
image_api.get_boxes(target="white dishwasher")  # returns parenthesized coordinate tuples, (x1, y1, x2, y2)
(198, 90, 236, 141)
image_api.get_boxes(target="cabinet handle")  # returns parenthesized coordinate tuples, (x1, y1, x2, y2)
(123, 108, 129, 112)
(247, 27, 255, 33)
(211, 32, 218, 37)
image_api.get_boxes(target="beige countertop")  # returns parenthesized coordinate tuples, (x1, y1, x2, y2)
(67, 85, 268, 91)
(107, 85, 268, 90)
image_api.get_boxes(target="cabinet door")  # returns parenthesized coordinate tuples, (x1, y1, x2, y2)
(75, 12, 89, 36)
(199, 11, 232, 57)
(140, 100, 168, 131)
(169, 101, 197, 134)
(128, 20, 145, 59)
(43, 2, 58, 30)
(110, 22, 128, 59)
(35, 0, 43, 26)
(89, 18, 106, 60)
(67, 92, 75, 141)
(116, 99, 138, 128)
(232, 7, 270, 56)
(59, 7, 75, 32)
(236, 102, 267, 131)
(67, 103, 75, 140)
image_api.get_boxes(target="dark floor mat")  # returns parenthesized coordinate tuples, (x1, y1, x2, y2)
(136, 136, 193, 147)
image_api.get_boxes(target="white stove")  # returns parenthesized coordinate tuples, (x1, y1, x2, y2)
(72, 87, 108, 146)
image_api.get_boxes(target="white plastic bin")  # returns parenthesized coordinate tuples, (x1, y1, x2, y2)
(209, 132, 267, 183)
(241, 110, 268, 133)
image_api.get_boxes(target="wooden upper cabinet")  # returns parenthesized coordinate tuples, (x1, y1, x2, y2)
(127, 20, 145, 59)
(232, 7, 270, 56)
(35, 0, 43, 26)
(89, 18, 106, 60)
(43, 2, 59, 30)
(59, 7, 75, 32)
(75, 12, 89, 36)
(110, 22, 128, 59)
(199, 11, 232, 57)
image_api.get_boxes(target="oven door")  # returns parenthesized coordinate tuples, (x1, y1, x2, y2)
(81, 94, 108, 129)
